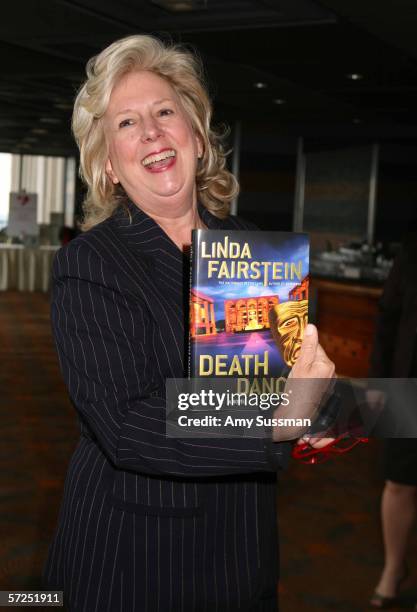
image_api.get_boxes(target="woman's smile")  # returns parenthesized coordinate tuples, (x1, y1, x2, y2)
(141, 147, 177, 172)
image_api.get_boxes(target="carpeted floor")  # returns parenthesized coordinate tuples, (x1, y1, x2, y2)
(279, 442, 417, 611)
(0, 291, 416, 611)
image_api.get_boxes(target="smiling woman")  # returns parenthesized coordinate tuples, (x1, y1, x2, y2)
(42, 34, 334, 612)
(102, 70, 203, 246)
(72, 35, 238, 232)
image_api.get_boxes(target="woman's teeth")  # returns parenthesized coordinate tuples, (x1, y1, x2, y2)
(142, 150, 176, 167)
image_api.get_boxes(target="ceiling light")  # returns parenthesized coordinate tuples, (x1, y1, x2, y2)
(347, 73, 363, 81)
(40, 117, 61, 124)
(273, 98, 286, 105)
(54, 103, 72, 111)
(151, 0, 204, 12)
(254, 82, 267, 89)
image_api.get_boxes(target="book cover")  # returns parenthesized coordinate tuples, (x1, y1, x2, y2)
(189, 230, 309, 391)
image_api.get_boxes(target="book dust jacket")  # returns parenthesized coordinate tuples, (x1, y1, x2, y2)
(189, 230, 309, 392)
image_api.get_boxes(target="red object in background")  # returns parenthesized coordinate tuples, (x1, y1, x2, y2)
(292, 436, 369, 464)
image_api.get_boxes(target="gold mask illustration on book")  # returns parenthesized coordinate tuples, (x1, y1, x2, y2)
(269, 300, 308, 367)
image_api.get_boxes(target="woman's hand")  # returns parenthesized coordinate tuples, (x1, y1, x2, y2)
(272, 324, 336, 442)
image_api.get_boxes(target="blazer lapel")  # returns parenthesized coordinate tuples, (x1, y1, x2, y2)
(107, 201, 188, 375)
(104, 200, 235, 376)
(108, 200, 229, 293)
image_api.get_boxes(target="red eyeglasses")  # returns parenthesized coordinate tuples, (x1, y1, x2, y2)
(292, 435, 369, 464)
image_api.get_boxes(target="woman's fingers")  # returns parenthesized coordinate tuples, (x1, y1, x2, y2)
(314, 342, 333, 364)
(314, 346, 336, 379)
(295, 323, 318, 369)
(292, 324, 335, 379)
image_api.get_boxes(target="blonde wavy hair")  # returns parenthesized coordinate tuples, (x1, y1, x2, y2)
(72, 34, 238, 230)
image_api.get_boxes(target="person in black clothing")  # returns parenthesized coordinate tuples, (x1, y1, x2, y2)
(370, 236, 417, 608)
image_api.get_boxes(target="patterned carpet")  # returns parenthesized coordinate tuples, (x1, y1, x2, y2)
(0, 291, 416, 611)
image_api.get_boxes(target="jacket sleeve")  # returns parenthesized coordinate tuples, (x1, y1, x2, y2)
(51, 239, 289, 477)
(369, 250, 405, 377)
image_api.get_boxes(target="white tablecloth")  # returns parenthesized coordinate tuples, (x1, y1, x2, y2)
(0, 245, 59, 292)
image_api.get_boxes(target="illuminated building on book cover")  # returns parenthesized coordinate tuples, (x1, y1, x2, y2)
(224, 295, 279, 333)
(289, 276, 309, 301)
(190, 289, 217, 337)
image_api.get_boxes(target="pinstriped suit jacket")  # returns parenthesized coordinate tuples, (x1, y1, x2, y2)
(43, 200, 289, 612)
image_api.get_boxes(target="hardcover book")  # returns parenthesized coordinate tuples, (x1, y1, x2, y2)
(189, 229, 310, 392)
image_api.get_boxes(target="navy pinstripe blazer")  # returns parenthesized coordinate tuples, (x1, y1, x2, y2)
(43, 200, 289, 612)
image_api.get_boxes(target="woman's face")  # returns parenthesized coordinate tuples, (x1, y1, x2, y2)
(104, 70, 202, 217)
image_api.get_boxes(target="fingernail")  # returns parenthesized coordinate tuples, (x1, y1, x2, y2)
(305, 324, 315, 336)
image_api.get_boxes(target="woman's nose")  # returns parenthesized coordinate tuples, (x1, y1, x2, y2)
(140, 117, 161, 143)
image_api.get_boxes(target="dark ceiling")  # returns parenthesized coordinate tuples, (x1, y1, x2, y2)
(2, 0, 417, 156)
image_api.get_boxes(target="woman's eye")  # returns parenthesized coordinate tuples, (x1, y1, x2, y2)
(119, 118, 134, 128)
(158, 108, 173, 117)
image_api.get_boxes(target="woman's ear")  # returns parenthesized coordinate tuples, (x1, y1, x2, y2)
(105, 158, 119, 184)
